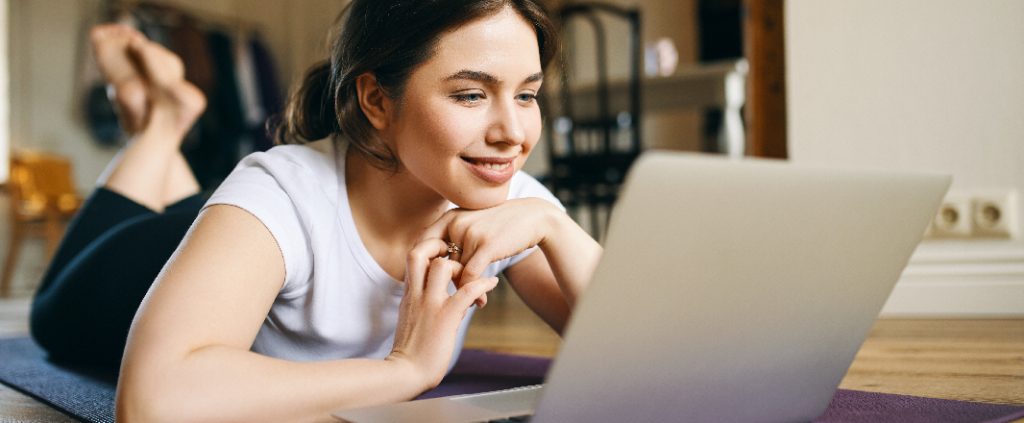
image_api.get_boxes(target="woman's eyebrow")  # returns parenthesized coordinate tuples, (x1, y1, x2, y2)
(445, 70, 500, 84)
(444, 70, 545, 84)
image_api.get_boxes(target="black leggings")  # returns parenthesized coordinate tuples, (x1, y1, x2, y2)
(30, 188, 203, 371)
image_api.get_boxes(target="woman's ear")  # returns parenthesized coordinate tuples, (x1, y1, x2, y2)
(356, 73, 389, 130)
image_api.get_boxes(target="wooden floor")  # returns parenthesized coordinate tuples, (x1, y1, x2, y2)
(1, 285, 1022, 421)
(841, 318, 1024, 405)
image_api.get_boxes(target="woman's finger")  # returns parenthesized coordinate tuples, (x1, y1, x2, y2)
(446, 241, 462, 263)
(406, 238, 451, 297)
(438, 256, 489, 307)
(459, 244, 496, 289)
(444, 277, 499, 315)
(425, 258, 488, 308)
(425, 258, 455, 296)
(425, 258, 456, 297)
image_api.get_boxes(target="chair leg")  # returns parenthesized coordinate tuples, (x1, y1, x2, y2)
(590, 203, 601, 242)
(1, 226, 24, 298)
(44, 210, 62, 262)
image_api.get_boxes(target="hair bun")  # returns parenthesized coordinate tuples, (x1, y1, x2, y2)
(277, 61, 339, 144)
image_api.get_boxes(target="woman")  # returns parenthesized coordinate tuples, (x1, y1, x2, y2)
(32, 1, 602, 422)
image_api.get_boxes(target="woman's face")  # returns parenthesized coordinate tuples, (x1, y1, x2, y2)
(381, 7, 543, 210)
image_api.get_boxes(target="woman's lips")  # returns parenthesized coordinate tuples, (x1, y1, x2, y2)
(462, 156, 516, 184)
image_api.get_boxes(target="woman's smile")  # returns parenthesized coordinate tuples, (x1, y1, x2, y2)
(461, 155, 517, 184)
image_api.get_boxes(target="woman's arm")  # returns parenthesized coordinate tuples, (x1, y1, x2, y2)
(417, 198, 603, 333)
(116, 204, 493, 423)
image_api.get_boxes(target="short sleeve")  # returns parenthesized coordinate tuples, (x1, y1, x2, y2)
(204, 150, 324, 296)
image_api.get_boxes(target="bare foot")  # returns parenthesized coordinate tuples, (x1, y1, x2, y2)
(90, 24, 148, 136)
(127, 36, 207, 138)
(92, 25, 205, 212)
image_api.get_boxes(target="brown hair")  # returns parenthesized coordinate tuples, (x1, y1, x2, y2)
(276, 0, 559, 172)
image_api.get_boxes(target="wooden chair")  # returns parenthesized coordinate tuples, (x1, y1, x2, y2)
(1, 151, 82, 297)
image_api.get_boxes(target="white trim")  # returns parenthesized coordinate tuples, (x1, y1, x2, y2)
(880, 248, 1024, 316)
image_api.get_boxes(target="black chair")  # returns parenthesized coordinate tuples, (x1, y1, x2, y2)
(543, 3, 642, 239)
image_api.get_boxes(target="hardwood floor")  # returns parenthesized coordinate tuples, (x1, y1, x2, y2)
(463, 281, 562, 358)
(1, 285, 1022, 422)
(0, 297, 30, 339)
(840, 319, 1024, 405)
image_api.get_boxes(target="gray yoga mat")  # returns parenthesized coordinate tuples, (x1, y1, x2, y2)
(2, 337, 1023, 423)
(0, 337, 116, 423)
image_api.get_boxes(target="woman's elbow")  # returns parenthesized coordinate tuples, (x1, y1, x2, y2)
(115, 357, 197, 423)
(115, 373, 180, 423)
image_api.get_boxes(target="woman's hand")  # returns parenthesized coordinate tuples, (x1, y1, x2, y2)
(388, 239, 499, 390)
(418, 198, 559, 289)
(418, 197, 602, 334)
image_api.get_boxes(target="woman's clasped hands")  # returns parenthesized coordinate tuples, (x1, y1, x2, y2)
(388, 198, 560, 388)
(423, 198, 558, 287)
(388, 238, 496, 390)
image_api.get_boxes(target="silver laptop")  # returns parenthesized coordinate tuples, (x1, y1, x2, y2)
(333, 151, 951, 423)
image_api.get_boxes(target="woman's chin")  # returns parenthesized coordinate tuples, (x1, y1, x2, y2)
(448, 189, 509, 210)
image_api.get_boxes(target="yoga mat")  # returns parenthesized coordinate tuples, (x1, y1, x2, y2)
(1, 337, 1022, 423)
(0, 337, 116, 423)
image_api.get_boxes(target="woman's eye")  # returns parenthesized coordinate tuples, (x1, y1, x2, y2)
(453, 93, 484, 103)
(516, 93, 537, 103)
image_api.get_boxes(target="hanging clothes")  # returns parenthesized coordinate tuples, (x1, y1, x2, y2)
(234, 32, 265, 158)
(169, 16, 216, 98)
(249, 37, 285, 152)
(183, 29, 247, 191)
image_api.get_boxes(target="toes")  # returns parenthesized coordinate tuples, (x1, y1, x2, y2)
(92, 25, 143, 86)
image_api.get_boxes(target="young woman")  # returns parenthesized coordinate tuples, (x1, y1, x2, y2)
(31, 1, 603, 422)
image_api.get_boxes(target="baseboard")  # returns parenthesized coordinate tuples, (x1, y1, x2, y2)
(880, 247, 1024, 316)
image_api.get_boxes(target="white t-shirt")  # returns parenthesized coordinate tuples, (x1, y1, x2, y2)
(205, 137, 562, 368)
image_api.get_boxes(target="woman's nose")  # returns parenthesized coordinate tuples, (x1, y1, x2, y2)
(486, 100, 526, 146)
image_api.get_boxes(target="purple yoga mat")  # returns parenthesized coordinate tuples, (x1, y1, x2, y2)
(816, 389, 1024, 423)
(423, 349, 1024, 423)
(420, 349, 552, 399)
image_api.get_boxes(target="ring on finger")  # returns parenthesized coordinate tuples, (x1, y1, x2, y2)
(447, 242, 462, 255)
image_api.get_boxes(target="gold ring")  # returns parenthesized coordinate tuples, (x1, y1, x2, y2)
(447, 242, 462, 254)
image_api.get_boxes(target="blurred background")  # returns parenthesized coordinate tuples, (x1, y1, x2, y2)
(0, 0, 1020, 317)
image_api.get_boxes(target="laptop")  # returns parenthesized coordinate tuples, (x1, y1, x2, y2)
(333, 151, 951, 423)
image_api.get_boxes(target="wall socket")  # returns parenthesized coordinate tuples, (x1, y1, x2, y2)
(925, 190, 1018, 239)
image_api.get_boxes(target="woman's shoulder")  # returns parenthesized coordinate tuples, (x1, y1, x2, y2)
(243, 138, 338, 176)
(210, 136, 342, 212)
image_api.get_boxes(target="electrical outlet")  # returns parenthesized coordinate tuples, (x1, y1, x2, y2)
(930, 194, 972, 238)
(971, 191, 1017, 238)
(925, 190, 1019, 240)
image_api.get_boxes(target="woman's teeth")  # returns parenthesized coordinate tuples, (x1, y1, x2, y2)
(470, 160, 510, 171)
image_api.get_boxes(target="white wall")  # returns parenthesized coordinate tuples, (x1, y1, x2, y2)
(8, 0, 115, 190)
(787, 0, 1024, 315)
